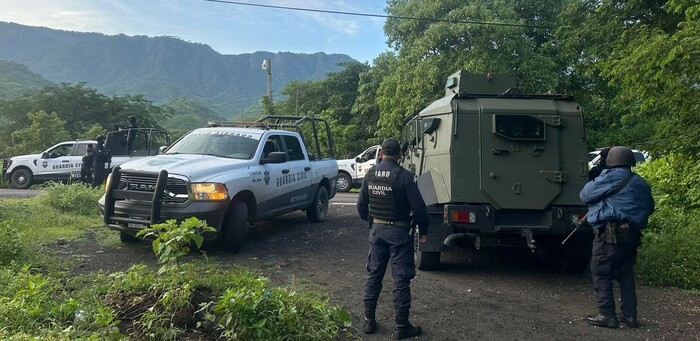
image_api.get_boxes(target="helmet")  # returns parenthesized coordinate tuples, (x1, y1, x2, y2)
(95, 135, 106, 142)
(128, 115, 137, 122)
(606, 146, 636, 167)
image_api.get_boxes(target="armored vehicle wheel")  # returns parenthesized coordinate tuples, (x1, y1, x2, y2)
(220, 200, 248, 253)
(416, 251, 441, 271)
(307, 186, 329, 223)
(336, 173, 352, 192)
(120, 231, 140, 243)
(11, 168, 33, 189)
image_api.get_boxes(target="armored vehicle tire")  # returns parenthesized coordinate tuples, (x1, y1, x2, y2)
(336, 172, 352, 192)
(11, 168, 33, 189)
(120, 231, 140, 243)
(220, 200, 248, 253)
(307, 186, 329, 223)
(416, 251, 441, 271)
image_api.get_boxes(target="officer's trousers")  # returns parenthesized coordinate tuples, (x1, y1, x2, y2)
(364, 223, 416, 317)
(92, 164, 106, 187)
(590, 232, 638, 318)
(80, 167, 92, 184)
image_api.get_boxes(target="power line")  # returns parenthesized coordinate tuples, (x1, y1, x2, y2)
(201, 0, 555, 30)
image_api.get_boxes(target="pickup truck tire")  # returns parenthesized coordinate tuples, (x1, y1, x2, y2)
(120, 232, 140, 243)
(306, 186, 329, 223)
(416, 251, 441, 271)
(220, 201, 248, 253)
(11, 168, 33, 189)
(336, 172, 352, 192)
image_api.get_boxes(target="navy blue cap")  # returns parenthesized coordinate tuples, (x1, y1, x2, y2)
(381, 138, 401, 156)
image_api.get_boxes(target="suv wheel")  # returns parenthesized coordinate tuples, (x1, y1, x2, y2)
(11, 169, 33, 189)
(220, 201, 248, 253)
(336, 173, 352, 192)
(306, 186, 329, 222)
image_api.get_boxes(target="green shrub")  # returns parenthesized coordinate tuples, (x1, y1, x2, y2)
(637, 207, 700, 290)
(635, 156, 700, 290)
(0, 219, 25, 265)
(36, 182, 103, 216)
(213, 275, 351, 341)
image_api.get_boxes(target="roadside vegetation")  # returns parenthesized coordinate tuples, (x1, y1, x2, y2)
(0, 183, 351, 340)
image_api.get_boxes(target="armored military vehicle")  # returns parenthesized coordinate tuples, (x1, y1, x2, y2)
(402, 71, 591, 270)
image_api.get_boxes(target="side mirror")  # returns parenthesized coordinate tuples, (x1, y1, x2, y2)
(158, 145, 169, 154)
(41, 152, 48, 159)
(422, 118, 440, 135)
(261, 151, 289, 164)
(355, 156, 361, 163)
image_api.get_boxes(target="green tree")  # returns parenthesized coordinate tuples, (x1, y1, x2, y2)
(8, 110, 70, 155)
(79, 123, 107, 140)
(377, 0, 570, 137)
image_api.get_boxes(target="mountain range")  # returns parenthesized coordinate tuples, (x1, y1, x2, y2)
(0, 21, 354, 118)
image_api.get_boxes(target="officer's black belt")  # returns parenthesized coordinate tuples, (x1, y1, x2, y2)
(373, 218, 410, 227)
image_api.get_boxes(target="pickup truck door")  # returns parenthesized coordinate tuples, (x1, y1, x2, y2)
(281, 134, 313, 208)
(257, 135, 293, 215)
(355, 145, 379, 178)
(35, 142, 77, 181)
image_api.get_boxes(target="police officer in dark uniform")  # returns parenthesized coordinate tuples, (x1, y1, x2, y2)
(580, 146, 655, 328)
(125, 115, 138, 154)
(79, 144, 94, 184)
(92, 135, 110, 187)
(357, 138, 430, 340)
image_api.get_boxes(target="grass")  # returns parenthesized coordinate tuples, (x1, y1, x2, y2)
(0, 183, 352, 340)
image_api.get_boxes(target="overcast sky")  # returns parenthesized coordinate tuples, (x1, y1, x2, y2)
(0, 0, 390, 63)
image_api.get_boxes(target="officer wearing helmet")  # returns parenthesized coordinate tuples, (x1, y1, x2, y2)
(92, 135, 110, 187)
(357, 138, 429, 340)
(580, 146, 655, 329)
(125, 115, 139, 154)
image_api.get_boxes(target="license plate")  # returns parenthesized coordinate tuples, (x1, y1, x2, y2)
(128, 223, 146, 229)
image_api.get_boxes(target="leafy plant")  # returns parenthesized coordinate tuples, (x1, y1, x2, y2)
(0, 219, 25, 265)
(36, 182, 104, 216)
(137, 217, 215, 274)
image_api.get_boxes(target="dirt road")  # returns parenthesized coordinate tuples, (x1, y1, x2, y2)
(69, 192, 698, 340)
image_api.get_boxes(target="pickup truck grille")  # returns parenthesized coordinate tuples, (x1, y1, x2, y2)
(117, 175, 189, 204)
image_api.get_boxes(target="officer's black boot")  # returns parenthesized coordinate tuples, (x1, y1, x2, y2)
(363, 309, 377, 334)
(395, 314, 422, 340)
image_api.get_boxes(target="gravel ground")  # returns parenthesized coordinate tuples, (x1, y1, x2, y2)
(59, 192, 699, 340)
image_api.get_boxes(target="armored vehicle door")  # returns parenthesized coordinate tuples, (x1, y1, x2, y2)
(479, 99, 564, 210)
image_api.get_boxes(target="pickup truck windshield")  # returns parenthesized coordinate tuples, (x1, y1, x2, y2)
(166, 131, 261, 159)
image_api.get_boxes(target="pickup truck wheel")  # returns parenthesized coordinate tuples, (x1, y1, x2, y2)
(220, 201, 248, 253)
(10, 169, 33, 189)
(120, 232, 140, 243)
(416, 251, 441, 271)
(306, 186, 329, 223)
(336, 173, 352, 192)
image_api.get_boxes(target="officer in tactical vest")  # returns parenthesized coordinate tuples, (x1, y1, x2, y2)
(357, 138, 430, 340)
(92, 135, 110, 187)
(79, 144, 94, 184)
(580, 146, 655, 328)
(125, 115, 138, 154)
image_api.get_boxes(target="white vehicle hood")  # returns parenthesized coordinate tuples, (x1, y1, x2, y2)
(336, 158, 355, 167)
(11, 153, 42, 161)
(117, 154, 250, 182)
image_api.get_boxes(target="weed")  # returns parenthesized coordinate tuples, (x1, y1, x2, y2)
(36, 182, 104, 216)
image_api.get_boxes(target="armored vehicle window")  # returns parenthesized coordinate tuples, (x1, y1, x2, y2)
(493, 115, 545, 141)
(282, 135, 305, 161)
(402, 119, 418, 147)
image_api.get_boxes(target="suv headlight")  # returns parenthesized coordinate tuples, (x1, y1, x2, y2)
(104, 173, 112, 192)
(191, 183, 228, 200)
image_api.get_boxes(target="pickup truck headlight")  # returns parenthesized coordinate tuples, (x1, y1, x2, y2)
(191, 183, 228, 200)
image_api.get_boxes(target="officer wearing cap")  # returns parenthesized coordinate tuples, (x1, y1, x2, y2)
(357, 138, 430, 340)
(580, 146, 654, 329)
(92, 135, 110, 187)
(79, 144, 94, 184)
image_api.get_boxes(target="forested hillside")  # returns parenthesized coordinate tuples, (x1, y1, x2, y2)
(0, 60, 52, 98)
(0, 22, 354, 117)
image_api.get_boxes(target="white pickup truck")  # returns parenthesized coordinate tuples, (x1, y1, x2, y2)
(99, 116, 338, 253)
(335, 144, 380, 192)
(2, 128, 169, 189)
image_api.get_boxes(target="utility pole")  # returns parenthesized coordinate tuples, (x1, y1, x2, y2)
(261, 58, 272, 102)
